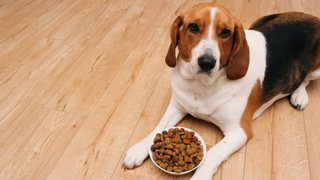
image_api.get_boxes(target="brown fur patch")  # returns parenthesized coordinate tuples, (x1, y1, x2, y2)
(177, 4, 214, 62)
(240, 79, 262, 141)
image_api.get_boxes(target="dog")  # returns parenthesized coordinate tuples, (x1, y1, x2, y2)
(122, 3, 320, 179)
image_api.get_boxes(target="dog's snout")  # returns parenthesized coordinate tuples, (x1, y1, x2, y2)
(198, 55, 216, 72)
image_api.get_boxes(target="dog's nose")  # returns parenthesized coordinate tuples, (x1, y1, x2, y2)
(198, 55, 216, 72)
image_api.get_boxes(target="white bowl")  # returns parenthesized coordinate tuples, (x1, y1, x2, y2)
(149, 127, 206, 175)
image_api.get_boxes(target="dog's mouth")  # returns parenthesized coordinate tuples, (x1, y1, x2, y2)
(197, 69, 212, 76)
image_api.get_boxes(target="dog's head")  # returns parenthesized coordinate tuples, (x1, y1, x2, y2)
(166, 3, 249, 80)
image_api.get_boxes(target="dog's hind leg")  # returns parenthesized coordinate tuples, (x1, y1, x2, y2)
(290, 68, 320, 110)
(290, 80, 310, 110)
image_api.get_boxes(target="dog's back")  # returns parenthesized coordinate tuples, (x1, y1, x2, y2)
(250, 12, 320, 104)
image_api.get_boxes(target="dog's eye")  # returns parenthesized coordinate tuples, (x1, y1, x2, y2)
(220, 29, 230, 38)
(188, 23, 199, 34)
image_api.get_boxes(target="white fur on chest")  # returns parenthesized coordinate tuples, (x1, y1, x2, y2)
(170, 30, 267, 130)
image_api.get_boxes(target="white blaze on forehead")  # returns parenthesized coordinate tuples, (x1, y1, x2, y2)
(208, 7, 217, 40)
(207, 7, 220, 61)
(187, 7, 221, 79)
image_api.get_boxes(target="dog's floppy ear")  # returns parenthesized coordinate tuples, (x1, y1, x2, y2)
(227, 20, 250, 80)
(165, 14, 185, 67)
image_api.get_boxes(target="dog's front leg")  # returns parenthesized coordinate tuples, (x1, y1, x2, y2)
(190, 129, 248, 180)
(123, 103, 186, 169)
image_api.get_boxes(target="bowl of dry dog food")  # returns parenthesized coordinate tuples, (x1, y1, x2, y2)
(149, 127, 206, 175)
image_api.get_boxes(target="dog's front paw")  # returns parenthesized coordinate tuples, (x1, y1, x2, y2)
(190, 156, 219, 180)
(123, 141, 149, 169)
(190, 165, 218, 180)
(290, 88, 309, 110)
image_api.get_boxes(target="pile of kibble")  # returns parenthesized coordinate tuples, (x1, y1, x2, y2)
(150, 128, 204, 173)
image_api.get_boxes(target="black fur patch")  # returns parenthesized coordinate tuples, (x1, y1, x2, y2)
(250, 12, 320, 103)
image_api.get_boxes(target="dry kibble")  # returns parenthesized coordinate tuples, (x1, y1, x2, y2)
(186, 145, 190, 150)
(174, 148, 181, 154)
(162, 158, 169, 163)
(192, 136, 198, 142)
(186, 132, 192, 139)
(197, 156, 203, 161)
(183, 139, 190, 144)
(172, 155, 179, 163)
(160, 163, 169, 169)
(178, 160, 186, 166)
(179, 154, 183, 161)
(188, 163, 195, 170)
(186, 148, 197, 155)
(154, 134, 161, 143)
(167, 166, 173, 172)
(194, 159, 200, 166)
(163, 155, 171, 160)
(166, 144, 174, 149)
(165, 149, 173, 156)
(190, 142, 198, 149)
(179, 143, 186, 150)
(151, 127, 204, 173)
(154, 144, 160, 150)
(181, 165, 188, 172)
(161, 144, 166, 149)
(184, 156, 193, 163)
(174, 137, 182, 143)
(174, 166, 182, 173)
(181, 150, 187, 157)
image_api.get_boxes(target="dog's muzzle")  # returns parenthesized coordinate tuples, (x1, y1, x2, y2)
(198, 54, 216, 72)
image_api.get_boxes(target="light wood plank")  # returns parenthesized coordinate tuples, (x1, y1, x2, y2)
(0, 0, 60, 44)
(0, 108, 86, 179)
(290, 0, 314, 13)
(304, 80, 320, 179)
(257, 0, 279, 17)
(0, 0, 32, 20)
(0, 0, 76, 56)
(0, 37, 63, 100)
(45, 0, 164, 116)
(0, 0, 135, 156)
(271, 99, 310, 180)
(46, 51, 167, 180)
(34, 0, 107, 40)
(244, 109, 274, 180)
(240, 0, 259, 29)
(0, 0, 44, 28)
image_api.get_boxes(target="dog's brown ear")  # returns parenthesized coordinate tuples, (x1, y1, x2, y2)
(227, 20, 250, 80)
(165, 14, 185, 67)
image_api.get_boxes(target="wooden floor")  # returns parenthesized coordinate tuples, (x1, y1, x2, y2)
(0, 0, 320, 179)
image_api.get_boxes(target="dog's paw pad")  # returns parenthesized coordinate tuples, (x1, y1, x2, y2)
(290, 89, 308, 110)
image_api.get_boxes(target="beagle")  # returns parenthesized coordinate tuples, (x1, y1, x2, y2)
(123, 3, 320, 179)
